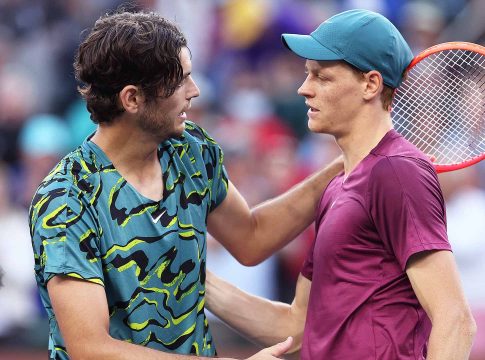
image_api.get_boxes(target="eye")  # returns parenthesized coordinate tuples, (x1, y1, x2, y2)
(317, 74, 330, 82)
(177, 74, 191, 88)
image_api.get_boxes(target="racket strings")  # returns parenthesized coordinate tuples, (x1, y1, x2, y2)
(396, 52, 481, 159)
(395, 51, 484, 162)
(392, 49, 485, 165)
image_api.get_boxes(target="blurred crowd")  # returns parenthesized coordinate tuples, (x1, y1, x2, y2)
(0, 0, 484, 359)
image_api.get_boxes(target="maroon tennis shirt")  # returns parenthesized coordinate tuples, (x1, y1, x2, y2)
(301, 129, 451, 359)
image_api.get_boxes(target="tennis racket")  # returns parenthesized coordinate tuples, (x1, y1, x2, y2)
(391, 42, 485, 173)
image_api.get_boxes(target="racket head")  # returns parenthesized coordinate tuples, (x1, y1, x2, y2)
(391, 42, 485, 173)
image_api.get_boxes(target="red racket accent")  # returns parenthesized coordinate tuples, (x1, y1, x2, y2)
(391, 42, 485, 172)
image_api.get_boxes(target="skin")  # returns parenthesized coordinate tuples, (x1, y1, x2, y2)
(206, 272, 311, 354)
(136, 49, 198, 140)
(301, 60, 365, 137)
(299, 60, 393, 175)
(46, 47, 344, 359)
(206, 60, 476, 359)
(48, 276, 294, 360)
(89, 48, 199, 202)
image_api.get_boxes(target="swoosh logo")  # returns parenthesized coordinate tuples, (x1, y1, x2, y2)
(152, 209, 166, 224)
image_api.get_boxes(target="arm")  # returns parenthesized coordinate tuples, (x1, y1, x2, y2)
(48, 276, 292, 360)
(406, 250, 476, 360)
(205, 271, 310, 353)
(48, 276, 200, 360)
(208, 157, 342, 265)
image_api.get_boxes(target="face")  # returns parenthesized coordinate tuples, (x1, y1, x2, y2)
(138, 47, 200, 139)
(298, 60, 365, 136)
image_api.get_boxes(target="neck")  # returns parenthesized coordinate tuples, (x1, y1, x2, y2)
(336, 110, 392, 177)
(90, 120, 162, 177)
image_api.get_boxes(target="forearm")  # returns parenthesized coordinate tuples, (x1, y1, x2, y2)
(209, 156, 342, 265)
(206, 273, 305, 352)
(426, 313, 476, 360)
(49, 276, 235, 360)
(69, 334, 213, 360)
(250, 159, 341, 261)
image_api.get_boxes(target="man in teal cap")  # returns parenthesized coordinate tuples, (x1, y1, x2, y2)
(205, 9, 476, 359)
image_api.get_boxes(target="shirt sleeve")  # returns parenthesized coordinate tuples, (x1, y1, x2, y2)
(367, 156, 451, 270)
(208, 141, 229, 210)
(301, 192, 328, 281)
(195, 125, 228, 211)
(30, 183, 104, 286)
(301, 238, 315, 281)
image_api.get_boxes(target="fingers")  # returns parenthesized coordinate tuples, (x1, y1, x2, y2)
(268, 336, 293, 357)
(426, 154, 437, 162)
(246, 337, 294, 359)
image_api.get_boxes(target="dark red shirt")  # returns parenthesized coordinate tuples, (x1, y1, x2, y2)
(301, 130, 451, 360)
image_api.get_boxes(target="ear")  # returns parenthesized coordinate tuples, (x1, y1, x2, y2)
(362, 70, 383, 102)
(119, 85, 143, 113)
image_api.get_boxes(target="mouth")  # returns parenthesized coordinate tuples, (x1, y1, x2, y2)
(306, 103, 319, 113)
(179, 103, 191, 119)
(306, 106, 319, 117)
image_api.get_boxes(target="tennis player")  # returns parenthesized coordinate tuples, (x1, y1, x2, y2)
(206, 9, 476, 359)
(28, 10, 342, 360)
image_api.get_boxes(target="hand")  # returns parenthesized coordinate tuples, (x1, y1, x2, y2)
(426, 153, 437, 162)
(246, 337, 293, 359)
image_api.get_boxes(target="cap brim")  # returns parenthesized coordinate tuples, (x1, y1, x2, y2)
(281, 34, 342, 61)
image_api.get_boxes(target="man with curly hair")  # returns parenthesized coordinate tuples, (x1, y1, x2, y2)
(29, 10, 342, 360)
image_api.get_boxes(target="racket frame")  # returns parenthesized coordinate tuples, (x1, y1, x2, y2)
(393, 42, 485, 173)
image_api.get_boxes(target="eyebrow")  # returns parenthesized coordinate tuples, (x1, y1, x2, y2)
(305, 65, 321, 74)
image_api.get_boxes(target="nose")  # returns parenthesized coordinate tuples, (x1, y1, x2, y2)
(297, 77, 314, 98)
(187, 76, 200, 99)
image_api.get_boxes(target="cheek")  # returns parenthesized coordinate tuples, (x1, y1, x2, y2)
(315, 92, 340, 117)
(167, 98, 183, 115)
(328, 85, 359, 110)
(329, 85, 348, 102)
(316, 84, 341, 104)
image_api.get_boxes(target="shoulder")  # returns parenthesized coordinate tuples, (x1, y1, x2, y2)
(367, 155, 442, 206)
(30, 146, 102, 220)
(368, 131, 436, 182)
(165, 121, 225, 166)
(41, 145, 101, 184)
(371, 154, 437, 183)
(172, 121, 220, 147)
(372, 130, 432, 163)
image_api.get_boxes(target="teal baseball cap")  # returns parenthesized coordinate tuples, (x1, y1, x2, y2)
(282, 9, 413, 88)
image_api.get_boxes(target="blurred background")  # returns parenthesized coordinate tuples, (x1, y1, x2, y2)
(0, 0, 484, 359)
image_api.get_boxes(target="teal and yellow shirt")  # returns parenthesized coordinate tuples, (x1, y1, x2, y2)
(29, 122, 228, 359)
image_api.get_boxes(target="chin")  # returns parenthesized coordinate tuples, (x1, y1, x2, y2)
(308, 120, 323, 134)
(308, 119, 333, 135)
(169, 122, 186, 139)
(176, 120, 186, 133)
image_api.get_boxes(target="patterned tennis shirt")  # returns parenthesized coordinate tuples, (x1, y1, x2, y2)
(29, 121, 228, 359)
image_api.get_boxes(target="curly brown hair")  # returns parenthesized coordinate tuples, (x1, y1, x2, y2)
(74, 11, 187, 124)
